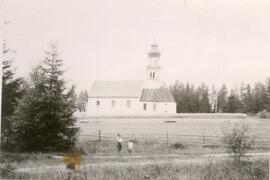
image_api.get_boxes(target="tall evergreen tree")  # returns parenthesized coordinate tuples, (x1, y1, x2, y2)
(191, 86, 200, 113)
(198, 84, 211, 113)
(239, 83, 246, 113)
(225, 90, 241, 113)
(253, 82, 268, 113)
(241, 84, 255, 114)
(182, 83, 193, 112)
(12, 45, 79, 152)
(171, 80, 186, 113)
(217, 84, 228, 113)
(265, 78, 270, 111)
(1, 60, 25, 150)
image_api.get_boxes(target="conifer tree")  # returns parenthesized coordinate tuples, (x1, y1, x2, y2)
(1, 39, 25, 150)
(253, 82, 267, 113)
(171, 80, 186, 113)
(241, 84, 255, 114)
(217, 84, 228, 113)
(265, 78, 270, 111)
(13, 45, 78, 152)
(1, 60, 25, 150)
(198, 84, 211, 113)
(225, 90, 241, 113)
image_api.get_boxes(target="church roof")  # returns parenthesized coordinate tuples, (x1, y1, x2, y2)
(89, 81, 143, 98)
(140, 88, 176, 102)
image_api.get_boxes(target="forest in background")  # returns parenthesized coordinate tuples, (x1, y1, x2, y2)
(170, 79, 270, 114)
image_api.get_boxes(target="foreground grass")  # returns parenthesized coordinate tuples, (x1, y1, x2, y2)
(3, 159, 268, 180)
(1, 140, 268, 168)
(0, 140, 269, 179)
(0, 141, 222, 174)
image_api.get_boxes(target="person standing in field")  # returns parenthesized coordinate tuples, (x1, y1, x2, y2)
(127, 139, 134, 154)
(116, 133, 123, 154)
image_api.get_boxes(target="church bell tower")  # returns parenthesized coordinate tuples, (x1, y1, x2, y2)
(144, 41, 162, 89)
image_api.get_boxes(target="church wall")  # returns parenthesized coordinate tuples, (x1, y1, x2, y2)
(166, 102, 177, 114)
(139, 102, 177, 114)
(86, 98, 177, 115)
(86, 97, 141, 115)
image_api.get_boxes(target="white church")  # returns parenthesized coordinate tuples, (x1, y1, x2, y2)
(86, 42, 177, 115)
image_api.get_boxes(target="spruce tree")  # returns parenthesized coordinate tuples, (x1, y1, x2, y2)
(171, 80, 186, 113)
(13, 45, 78, 152)
(242, 84, 255, 114)
(1, 60, 25, 150)
(266, 78, 270, 111)
(217, 84, 228, 113)
(198, 84, 211, 113)
(252, 82, 268, 113)
(225, 90, 241, 113)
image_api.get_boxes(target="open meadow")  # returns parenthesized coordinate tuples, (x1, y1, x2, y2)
(78, 115, 270, 136)
(78, 115, 270, 147)
(1, 115, 270, 180)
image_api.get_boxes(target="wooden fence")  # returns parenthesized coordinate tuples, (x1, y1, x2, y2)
(79, 130, 270, 148)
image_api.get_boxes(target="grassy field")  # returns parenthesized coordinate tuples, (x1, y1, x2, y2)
(1, 116, 269, 179)
(0, 140, 269, 179)
(0, 141, 227, 169)
(79, 140, 229, 158)
(78, 116, 270, 149)
(3, 158, 268, 180)
(78, 116, 270, 137)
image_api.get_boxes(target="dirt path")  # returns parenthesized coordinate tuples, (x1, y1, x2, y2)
(15, 152, 270, 173)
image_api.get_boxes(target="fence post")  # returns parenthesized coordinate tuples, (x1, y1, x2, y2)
(202, 131, 205, 147)
(98, 130, 101, 142)
(166, 131, 169, 146)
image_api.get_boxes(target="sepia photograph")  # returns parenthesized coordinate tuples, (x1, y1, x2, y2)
(0, 0, 270, 179)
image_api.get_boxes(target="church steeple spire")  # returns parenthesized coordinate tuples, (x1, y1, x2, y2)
(148, 39, 160, 58)
(144, 40, 162, 89)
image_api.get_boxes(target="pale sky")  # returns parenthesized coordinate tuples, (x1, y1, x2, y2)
(1, 0, 270, 91)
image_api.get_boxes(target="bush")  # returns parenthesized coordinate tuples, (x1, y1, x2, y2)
(222, 121, 253, 161)
(222, 121, 257, 180)
(172, 142, 185, 149)
(257, 109, 270, 119)
(0, 163, 16, 179)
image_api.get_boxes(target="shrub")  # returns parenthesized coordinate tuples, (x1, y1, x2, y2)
(0, 163, 16, 179)
(222, 121, 253, 161)
(222, 121, 255, 180)
(172, 142, 185, 149)
(257, 109, 270, 119)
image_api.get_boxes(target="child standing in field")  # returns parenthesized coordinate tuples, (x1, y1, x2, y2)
(127, 139, 134, 154)
(116, 134, 123, 154)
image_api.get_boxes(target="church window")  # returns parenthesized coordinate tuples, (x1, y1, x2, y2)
(153, 103, 157, 111)
(143, 103, 147, 110)
(96, 100, 100, 106)
(150, 72, 152, 79)
(153, 72, 155, 78)
(126, 100, 131, 108)
(111, 100, 115, 108)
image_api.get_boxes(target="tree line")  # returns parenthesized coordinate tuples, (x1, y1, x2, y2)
(170, 79, 270, 114)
